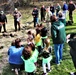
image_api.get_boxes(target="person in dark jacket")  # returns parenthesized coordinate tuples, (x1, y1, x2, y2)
(67, 33, 76, 75)
(51, 15, 66, 65)
(32, 7, 39, 27)
(50, 4, 55, 15)
(40, 23, 48, 48)
(68, 1, 75, 23)
(13, 8, 22, 31)
(40, 5, 46, 21)
(0, 11, 7, 32)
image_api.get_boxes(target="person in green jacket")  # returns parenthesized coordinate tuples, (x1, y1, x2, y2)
(51, 15, 66, 65)
(21, 44, 37, 75)
(56, 3, 61, 16)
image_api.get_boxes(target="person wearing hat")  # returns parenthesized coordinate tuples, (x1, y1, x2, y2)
(13, 8, 22, 31)
(0, 11, 7, 33)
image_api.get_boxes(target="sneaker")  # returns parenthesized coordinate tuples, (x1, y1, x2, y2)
(47, 69, 51, 72)
(42, 73, 48, 75)
(70, 72, 75, 75)
(18, 28, 21, 31)
(0, 46, 4, 49)
(18, 68, 20, 71)
(15, 68, 19, 75)
(57, 63, 60, 66)
(11, 68, 14, 71)
(15, 30, 17, 32)
(60, 60, 62, 63)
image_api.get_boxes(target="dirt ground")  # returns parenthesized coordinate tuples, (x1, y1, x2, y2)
(0, 10, 36, 74)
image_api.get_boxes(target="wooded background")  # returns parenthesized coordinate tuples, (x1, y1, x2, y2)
(0, 0, 75, 13)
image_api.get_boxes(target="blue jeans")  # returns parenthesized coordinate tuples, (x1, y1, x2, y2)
(63, 10, 67, 18)
(56, 11, 59, 17)
(34, 17, 38, 27)
(54, 44, 63, 64)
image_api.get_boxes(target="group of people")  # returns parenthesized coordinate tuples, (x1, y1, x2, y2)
(32, 1, 75, 27)
(1, 0, 75, 75)
(8, 22, 52, 75)
(8, 10, 67, 75)
(0, 1, 75, 32)
(0, 8, 22, 33)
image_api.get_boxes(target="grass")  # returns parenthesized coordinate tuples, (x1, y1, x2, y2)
(0, 55, 3, 59)
(1, 7, 76, 75)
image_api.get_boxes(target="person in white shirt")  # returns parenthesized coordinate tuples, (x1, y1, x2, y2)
(13, 8, 22, 31)
(45, 7, 52, 22)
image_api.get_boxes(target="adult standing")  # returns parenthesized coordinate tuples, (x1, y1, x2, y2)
(0, 11, 7, 33)
(40, 5, 46, 22)
(50, 4, 55, 15)
(62, 1, 68, 18)
(45, 7, 52, 38)
(68, 1, 75, 23)
(51, 15, 66, 65)
(45, 7, 52, 22)
(56, 3, 61, 17)
(32, 7, 39, 27)
(13, 8, 22, 31)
